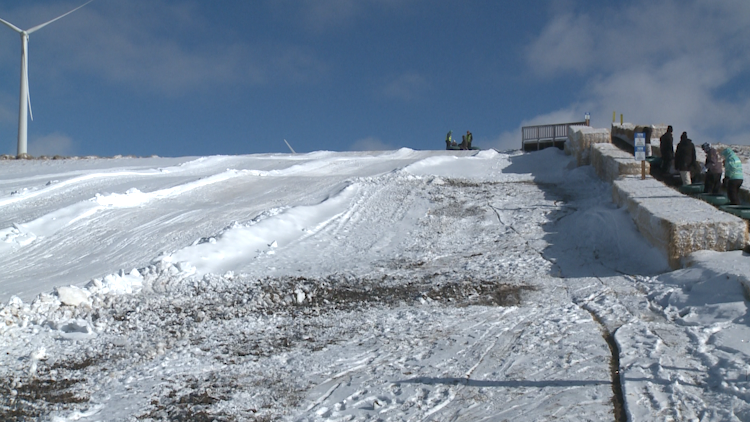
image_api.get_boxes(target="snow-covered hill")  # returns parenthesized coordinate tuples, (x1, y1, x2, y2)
(1, 148, 749, 421)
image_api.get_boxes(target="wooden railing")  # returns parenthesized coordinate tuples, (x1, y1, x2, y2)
(521, 121, 587, 151)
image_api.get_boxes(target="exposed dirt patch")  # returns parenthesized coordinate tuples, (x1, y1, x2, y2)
(0, 271, 534, 421)
(137, 376, 241, 422)
(0, 376, 87, 420)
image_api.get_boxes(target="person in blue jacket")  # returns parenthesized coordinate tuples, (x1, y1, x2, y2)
(722, 147, 744, 205)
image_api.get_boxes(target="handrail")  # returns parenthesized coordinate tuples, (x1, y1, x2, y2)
(521, 121, 587, 151)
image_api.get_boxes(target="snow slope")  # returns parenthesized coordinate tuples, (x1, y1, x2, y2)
(1, 148, 749, 421)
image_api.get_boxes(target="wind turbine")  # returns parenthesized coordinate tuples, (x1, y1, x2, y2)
(0, 1, 94, 157)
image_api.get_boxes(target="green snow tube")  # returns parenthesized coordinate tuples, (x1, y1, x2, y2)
(645, 156, 662, 167)
(697, 193, 731, 206)
(719, 205, 750, 220)
(678, 183, 704, 195)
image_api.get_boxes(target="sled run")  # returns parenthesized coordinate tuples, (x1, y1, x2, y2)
(1, 148, 750, 421)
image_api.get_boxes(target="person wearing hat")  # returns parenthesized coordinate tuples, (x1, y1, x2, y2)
(659, 125, 674, 174)
(722, 147, 744, 205)
(460, 133, 468, 150)
(674, 131, 697, 185)
(445, 130, 453, 150)
(702, 143, 722, 194)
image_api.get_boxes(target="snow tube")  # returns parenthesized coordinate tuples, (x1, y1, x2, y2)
(646, 156, 662, 167)
(719, 205, 750, 220)
(697, 193, 731, 206)
(678, 183, 704, 195)
(661, 173, 682, 187)
(447, 145, 479, 151)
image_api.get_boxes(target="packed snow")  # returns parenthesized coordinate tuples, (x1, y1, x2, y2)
(0, 147, 749, 421)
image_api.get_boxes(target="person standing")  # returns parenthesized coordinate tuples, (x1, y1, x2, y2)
(644, 126, 653, 157)
(460, 134, 468, 150)
(445, 130, 453, 150)
(674, 132, 697, 185)
(659, 126, 674, 174)
(466, 131, 473, 150)
(722, 147, 744, 205)
(702, 143, 722, 194)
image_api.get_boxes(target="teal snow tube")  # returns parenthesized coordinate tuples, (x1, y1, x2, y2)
(646, 156, 662, 167)
(678, 183, 704, 195)
(697, 193, 731, 206)
(720, 205, 750, 220)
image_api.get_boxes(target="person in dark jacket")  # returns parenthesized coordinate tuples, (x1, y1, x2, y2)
(702, 143, 722, 194)
(674, 132, 697, 185)
(460, 134, 468, 150)
(466, 131, 473, 149)
(659, 126, 674, 174)
(445, 130, 453, 150)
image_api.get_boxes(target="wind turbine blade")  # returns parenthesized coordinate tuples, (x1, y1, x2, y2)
(284, 139, 296, 154)
(0, 17, 23, 33)
(27, 91, 32, 121)
(26, 0, 95, 34)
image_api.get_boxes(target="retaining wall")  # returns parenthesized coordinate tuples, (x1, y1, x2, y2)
(590, 143, 650, 183)
(564, 125, 611, 166)
(612, 177, 748, 269)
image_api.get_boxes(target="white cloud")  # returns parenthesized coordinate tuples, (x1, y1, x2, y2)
(526, 12, 595, 77)
(521, 0, 750, 146)
(279, 0, 420, 33)
(381, 72, 430, 101)
(0, 1, 329, 96)
(28, 132, 75, 156)
(296, 0, 359, 32)
(487, 107, 583, 152)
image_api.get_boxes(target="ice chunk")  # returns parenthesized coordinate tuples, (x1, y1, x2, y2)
(55, 285, 90, 307)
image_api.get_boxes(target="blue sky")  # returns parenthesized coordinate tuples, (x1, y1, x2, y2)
(0, 0, 749, 157)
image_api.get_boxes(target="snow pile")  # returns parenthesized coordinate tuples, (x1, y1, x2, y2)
(165, 183, 357, 275)
(0, 147, 749, 421)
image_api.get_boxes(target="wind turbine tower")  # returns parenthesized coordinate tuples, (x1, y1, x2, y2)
(0, 1, 94, 157)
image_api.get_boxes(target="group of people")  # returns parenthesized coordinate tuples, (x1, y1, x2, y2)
(659, 125, 745, 205)
(445, 130, 473, 150)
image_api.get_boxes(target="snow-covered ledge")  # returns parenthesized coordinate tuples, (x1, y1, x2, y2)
(591, 143, 650, 183)
(564, 125, 610, 166)
(612, 177, 749, 269)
